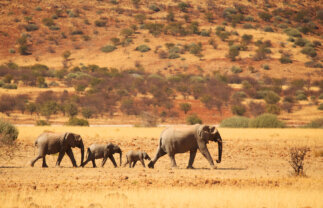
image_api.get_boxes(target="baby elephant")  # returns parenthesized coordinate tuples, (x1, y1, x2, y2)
(124, 150, 151, 168)
(81, 143, 122, 168)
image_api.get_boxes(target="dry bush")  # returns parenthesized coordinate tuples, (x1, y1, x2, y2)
(289, 147, 310, 176)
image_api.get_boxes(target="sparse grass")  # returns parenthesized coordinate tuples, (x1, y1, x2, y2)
(1, 127, 323, 207)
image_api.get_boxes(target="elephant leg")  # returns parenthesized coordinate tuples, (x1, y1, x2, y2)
(109, 155, 118, 168)
(66, 148, 77, 167)
(168, 153, 178, 168)
(123, 158, 129, 167)
(148, 146, 166, 168)
(132, 161, 137, 168)
(81, 158, 90, 167)
(30, 155, 42, 167)
(128, 160, 132, 168)
(56, 151, 66, 167)
(140, 159, 145, 168)
(187, 149, 197, 169)
(198, 142, 215, 169)
(92, 159, 97, 168)
(101, 157, 108, 167)
(42, 156, 48, 168)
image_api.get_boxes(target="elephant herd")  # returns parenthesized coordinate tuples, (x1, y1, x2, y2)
(29, 124, 223, 169)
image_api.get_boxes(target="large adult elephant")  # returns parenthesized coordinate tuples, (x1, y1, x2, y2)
(30, 132, 84, 168)
(148, 124, 222, 169)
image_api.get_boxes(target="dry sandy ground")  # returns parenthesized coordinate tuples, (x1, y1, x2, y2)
(0, 127, 323, 207)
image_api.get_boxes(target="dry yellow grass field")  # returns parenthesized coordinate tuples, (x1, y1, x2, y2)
(1, 126, 323, 207)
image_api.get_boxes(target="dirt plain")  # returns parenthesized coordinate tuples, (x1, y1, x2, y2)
(0, 126, 322, 207)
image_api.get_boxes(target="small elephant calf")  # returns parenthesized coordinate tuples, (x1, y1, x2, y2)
(124, 150, 151, 168)
(81, 143, 122, 168)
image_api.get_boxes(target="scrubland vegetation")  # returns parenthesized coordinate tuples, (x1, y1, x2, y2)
(0, 0, 323, 206)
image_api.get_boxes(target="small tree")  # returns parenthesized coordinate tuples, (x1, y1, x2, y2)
(186, 114, 202, 124)
(228, 45, 240, 61)
(0, 119, 19, 144)
(62, 51, 71, 68)
(289, 147, 310, 176)
(65, 103, 78, 117)
(180, 103, 191, 114)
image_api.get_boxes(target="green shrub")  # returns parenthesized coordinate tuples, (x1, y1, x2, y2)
(249, 113, 285, 128)
(82, 108, 94, 119)
(24, 24, 39, 31)
(231, 66, 242, 73)
(220, 116, 250, 128)
(263, 64, 270, 70)
(0, 119, 19, 143)
(200, 29, 210, 37)
(318, 103, 323, 110)
(278, 23, 288, 29)
(284, 28, 302, 37)
(49, 25, 60, 30)
(266, 104, 280, 115)
(304, 118, 323, 128)
(264, 26, 274, 32)
(296, 93, 307, 100)
(231, 105, 246, 115)
(36, 120, 50, 126)
(71, 30, 83, 35)
(95, 19, 107, 27)
(149, 4, 160, 12)
(305, 61, 323, 68)
(187, 43, 202, 55)
(2, 83, 17, 89)
(186, 114, 202, 125)
(295, 38, 308, 46)
(280, 53, 292, 64)
(101, 45, 116, 53)
(135, 45, 150, 52)
(258, 11, 272, 22)
(245, 16, 254, 22)
(243, 23, 254, 29)
(228, 45, 240, 61)
(42, 18, 55, 26)
(301, 46, 317, 58)
(178, 2, 189, 12)
(66, 117, 89, 126)
(264, 91, 280, 104)
(168, 53, 180, 59)
(9, 49, 15, 54)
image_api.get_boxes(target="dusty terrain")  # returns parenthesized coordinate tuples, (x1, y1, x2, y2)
(0, 126, 323, 207)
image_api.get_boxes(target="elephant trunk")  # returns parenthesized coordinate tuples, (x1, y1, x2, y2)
(79, 140, 84, 166)
(216, 135, 222, 163)
(119, 152, 122, 166)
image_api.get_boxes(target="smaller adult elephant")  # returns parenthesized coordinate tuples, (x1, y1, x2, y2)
(148, 124, 222, 169)
(123, 150, 151, 168)
(81, 143, 122, 168)
(30, 132, 84, 168)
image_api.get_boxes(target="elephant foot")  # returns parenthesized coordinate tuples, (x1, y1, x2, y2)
(148, 162, 154, 169)
(210, 165, 217, 169)
(42, 165, 48, 168)
(171, 165, 179, 169)
(186, 166, 195, 169)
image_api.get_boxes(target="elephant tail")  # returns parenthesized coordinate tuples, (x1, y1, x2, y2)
(34, 140, 38, 147)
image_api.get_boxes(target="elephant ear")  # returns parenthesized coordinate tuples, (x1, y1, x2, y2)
(106, 143, 114, 152)
(210, 126, 216, 133)
(198, 125, 210, 140)
(63, 132, 76, 147)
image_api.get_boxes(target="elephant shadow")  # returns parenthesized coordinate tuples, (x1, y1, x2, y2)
(0, 166, 23, 169)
